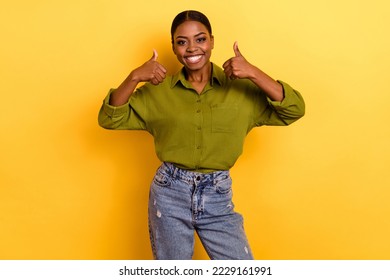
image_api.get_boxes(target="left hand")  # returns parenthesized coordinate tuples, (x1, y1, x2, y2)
(223, 41, 255, 80)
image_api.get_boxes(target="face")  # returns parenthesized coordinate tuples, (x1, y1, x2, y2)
(172, 21, 214, 71)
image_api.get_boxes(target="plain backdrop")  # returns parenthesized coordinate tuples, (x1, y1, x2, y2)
(1, 0, 389, 259)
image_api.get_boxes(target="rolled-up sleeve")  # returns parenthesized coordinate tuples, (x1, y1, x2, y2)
(255, 80, 305, 126)
(98, 88, 147, 130)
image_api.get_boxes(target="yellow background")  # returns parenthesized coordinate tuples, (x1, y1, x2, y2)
(1, 0, 389, 259)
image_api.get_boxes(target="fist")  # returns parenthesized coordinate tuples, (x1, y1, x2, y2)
(223, 41, 254, 80)
(131, 50, 167, 85)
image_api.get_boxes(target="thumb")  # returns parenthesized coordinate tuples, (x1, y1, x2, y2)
(151, 49, 158, 61)
(233, 41, 242, 57)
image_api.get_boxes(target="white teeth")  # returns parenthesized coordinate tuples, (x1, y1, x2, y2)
(186, 55, 202, 63)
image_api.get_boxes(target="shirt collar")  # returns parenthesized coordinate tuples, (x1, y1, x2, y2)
(170, 63, 225, 89)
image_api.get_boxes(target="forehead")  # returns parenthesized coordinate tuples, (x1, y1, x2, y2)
(174, 21, 210, 37)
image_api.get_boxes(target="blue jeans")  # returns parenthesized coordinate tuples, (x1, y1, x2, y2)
(148, 162, 253, 260)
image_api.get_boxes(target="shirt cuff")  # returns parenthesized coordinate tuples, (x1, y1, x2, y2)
(267, 80, 296, 110)
(102, 89, 130, 117)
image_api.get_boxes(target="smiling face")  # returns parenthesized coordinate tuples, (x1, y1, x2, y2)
(172, 20, 214, 72)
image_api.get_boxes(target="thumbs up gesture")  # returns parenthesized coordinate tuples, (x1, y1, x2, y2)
(233, 41, 242, 57)
(129, 49, 167, 85)
(223, 41, 254, 80)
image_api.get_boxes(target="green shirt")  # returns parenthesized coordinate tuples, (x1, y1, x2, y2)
(98, 63, 305, 172)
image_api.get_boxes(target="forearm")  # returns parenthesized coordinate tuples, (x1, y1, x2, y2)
(249, 66, 284, 102)
(109, 74, 139, 106)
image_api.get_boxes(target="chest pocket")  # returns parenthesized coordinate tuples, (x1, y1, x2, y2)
(211, 104, 239, 133)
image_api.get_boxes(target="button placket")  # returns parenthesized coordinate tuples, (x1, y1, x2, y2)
(194, 96, 203, 168)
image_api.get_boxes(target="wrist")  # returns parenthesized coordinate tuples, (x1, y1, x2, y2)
(127, 71, 141, 84)
(247, 65, 263, 81)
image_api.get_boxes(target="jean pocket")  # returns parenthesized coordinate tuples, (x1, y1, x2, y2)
(214, 175, 232, 194)
(153, 172, 171, 188)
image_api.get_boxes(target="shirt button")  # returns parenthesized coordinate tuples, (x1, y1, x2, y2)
(197, 146, 201, 149)
(197, 109, 201, 113)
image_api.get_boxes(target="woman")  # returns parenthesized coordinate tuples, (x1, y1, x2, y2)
(98, 10, 305, 260)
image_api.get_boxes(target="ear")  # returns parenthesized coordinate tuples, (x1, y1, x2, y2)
(210, 35, 215, 50)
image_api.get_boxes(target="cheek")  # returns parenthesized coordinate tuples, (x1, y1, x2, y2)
(204, 42, 213, 52)
(173, 46, 184, 56)
(174, 51, 184, 62)
(203, 45, 213, 56)
(173, 49, 186, 64)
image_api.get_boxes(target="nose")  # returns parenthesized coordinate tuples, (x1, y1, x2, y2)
(186, 41, 198, 52)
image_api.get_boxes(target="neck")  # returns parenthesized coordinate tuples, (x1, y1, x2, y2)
(185, 62, 212, 83)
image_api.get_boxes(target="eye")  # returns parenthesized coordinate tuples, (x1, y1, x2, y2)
(196, 37, 207, 43)
(176, 40, 186, 46)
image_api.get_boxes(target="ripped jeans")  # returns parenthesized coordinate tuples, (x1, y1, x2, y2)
(148, 162, 253, 260)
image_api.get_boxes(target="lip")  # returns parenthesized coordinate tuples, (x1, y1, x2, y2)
(184, 54, 204, 64)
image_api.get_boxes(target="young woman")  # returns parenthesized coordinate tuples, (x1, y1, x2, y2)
(98, 10, 305, 260)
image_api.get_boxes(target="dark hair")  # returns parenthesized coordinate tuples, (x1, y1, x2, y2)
(171, 10, 212, 43)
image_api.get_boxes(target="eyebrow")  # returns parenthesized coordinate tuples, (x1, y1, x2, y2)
(175, 32, 207, 40)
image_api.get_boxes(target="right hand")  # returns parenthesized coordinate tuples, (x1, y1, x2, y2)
(130, 50, 167, 85)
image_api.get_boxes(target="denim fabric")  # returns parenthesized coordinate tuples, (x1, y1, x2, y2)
(148, 162, 253, 260)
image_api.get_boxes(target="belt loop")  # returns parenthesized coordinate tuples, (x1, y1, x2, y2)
(172, 165, 178, 178)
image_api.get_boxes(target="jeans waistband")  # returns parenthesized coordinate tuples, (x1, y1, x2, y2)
(160, 162, 230, 184)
